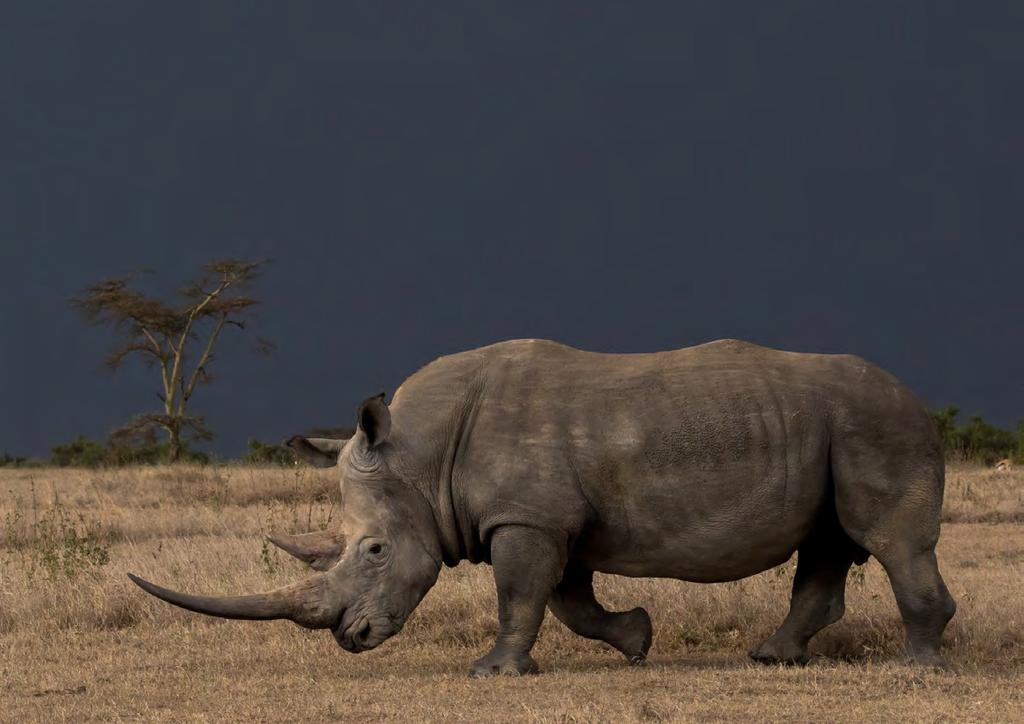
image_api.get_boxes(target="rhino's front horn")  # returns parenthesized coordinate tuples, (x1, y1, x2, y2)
(127, 572, 340, 629)
(267, 529, 346, 571)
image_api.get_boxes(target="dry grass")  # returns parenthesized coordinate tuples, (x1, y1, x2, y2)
(1, 464, 1022, 722)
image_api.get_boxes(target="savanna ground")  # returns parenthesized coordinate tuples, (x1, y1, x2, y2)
(0, 465, 1022, 723)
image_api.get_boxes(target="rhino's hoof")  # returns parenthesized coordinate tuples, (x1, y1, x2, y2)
(469, 651, 539, 678)
(749, 637, 810, 666)
(613, 607, 653, 663)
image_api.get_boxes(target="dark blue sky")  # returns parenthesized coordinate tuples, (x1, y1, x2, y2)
(2, 2, 1022, 458)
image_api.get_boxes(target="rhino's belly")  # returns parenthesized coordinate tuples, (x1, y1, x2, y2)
(579, 523, 807, 582)
(573, 467, 829, 582)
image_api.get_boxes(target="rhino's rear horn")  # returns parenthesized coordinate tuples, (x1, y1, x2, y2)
(267, 529, 346, 571)
(127, 572, 339, 629)
(285, 436, 346, 468)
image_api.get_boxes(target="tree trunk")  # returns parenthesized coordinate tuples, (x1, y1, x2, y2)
(167, 421, 183, 463)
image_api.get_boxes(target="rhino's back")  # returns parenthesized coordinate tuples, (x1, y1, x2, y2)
(476, 337, 859, 422)
(476, 336, 841, 501)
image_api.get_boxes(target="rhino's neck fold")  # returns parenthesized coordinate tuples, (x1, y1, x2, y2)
(434, 381, 486, 566)
(393, 353, 489, 567)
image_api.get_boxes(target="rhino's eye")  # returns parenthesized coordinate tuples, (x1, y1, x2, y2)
(363, 540, 388, 563)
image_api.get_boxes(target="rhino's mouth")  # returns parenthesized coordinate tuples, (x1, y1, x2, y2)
(333, 614, 373, 653)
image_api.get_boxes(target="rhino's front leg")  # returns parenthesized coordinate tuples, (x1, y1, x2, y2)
(470, 526, 565, 678)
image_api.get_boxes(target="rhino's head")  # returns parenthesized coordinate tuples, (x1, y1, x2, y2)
(128, 394, 443, 653)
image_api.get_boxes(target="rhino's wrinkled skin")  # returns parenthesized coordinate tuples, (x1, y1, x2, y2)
(130, 339, 956, 675)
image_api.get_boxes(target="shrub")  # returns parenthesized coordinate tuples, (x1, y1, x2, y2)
(0, 452, 27, 467)
(50, 436, 110, 467)
(49, 434, 209, 467)
(29, 503, 111, 581)
(931, 406, 961, 453)
(245, 438, 294, 465)
(2, 485, 111, 582)
(960, 416, 1017, 465)
(930, 407, 1020, 465)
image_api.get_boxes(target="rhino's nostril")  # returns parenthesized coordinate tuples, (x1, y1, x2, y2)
(356, 621, 371, 643)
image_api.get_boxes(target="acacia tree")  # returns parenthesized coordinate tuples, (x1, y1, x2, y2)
(74, 259, 271, 462)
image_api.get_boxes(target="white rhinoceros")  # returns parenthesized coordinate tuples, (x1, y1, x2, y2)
(131, 339, 955, 675)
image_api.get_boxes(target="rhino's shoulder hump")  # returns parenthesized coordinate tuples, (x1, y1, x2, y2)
(484, 338, 575, 355)
(692, 338, 769, 355)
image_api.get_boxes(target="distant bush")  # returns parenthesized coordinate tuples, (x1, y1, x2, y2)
(0, 452, 27, 468)
(930, 407, 1022, 465)
(50, 436, 109, 467)
(244, 438, 294, 465)
(107, 425, 209, 465)
(931, 407, 961, 454)
(960, 416, 1018, 465)
(50, 434, 208, 467)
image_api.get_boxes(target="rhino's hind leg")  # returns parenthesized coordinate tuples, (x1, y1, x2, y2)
(750, 534, 856, 666)
(873, 548, 956, 668)
(548, 565, 652, 664)
(831, 449, 956, 667)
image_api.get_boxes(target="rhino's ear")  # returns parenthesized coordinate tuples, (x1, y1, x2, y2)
(357, 393, 391, 449)
(285, 436, 346, 468)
